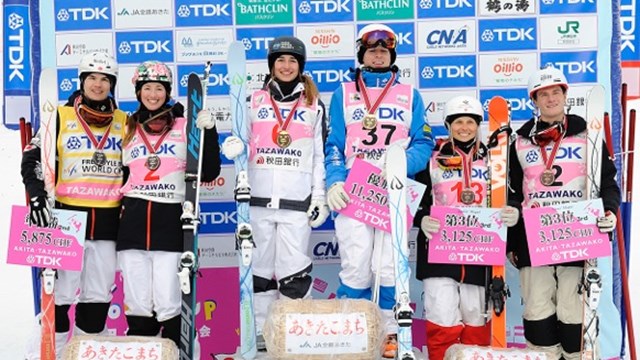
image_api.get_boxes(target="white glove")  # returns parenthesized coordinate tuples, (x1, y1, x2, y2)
(327, 182, 350, 211)
(420, 216, 440, 241)
(500, 206, 519, 228)
(221, 136, 245, 160)
(307, 198, 330, 228)
(196, 110, 215, 130)
(597, 211, 616, 233)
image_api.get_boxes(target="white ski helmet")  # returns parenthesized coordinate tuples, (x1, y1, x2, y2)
(527, 65, 568, 100)
(78, 52, 118, 93)
(356, 23, 397, 65)
(443, 95, 484, 128)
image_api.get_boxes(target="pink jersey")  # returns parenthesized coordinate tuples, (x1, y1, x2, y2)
(430, 149, 489, 207)
(121, 117, 188, 203)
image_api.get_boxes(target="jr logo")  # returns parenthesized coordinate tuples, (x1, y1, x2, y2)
(557, 21, 579, 34)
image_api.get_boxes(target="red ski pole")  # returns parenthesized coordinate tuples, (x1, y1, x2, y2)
(604, 112, 636, 360)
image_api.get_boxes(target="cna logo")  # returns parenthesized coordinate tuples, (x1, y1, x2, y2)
(4, 7, 30, 91)
(200, 202, 237, 234)
(296, 0, 353, 23)
(54, 0, 111, 31)
(57, 69, 80, 101)
(540, 51, 597, 83)
(540, 0, 596, 14)
(177, 64, 229, 97)
(479, 18, 537, 51)
(417, 20, 475, 54)
(175, 0, 233, 27)
(304, 60, 353, 92)
(417, 0, 475, 18)
(620, 0, 637, 60)
(479, 89, 534, 122)
(237, 27, 294, 60)
(418, 55, 476, 89)
(115, 31, 173, 64)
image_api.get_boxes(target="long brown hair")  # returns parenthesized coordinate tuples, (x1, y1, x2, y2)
(122, 113, 139, 148)
(300, 74, 319, 106)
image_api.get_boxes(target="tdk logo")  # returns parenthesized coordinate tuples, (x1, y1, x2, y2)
(115, 31, 173, 63)
(304, 60, 353, 92)
(479, 18, 537, 51)
(4, 7, 30, 91)
(175, 0, 232, 26)
(418, 55, 476, 88)
(177, 64, 229, 97)
(418, 0, 474, 18)
(237, 27, 294, 60)
(480, 89, 533, 122)
(54, 0, 111, 31)
(541, 51, 597, 83)
(620, 0, 637, 60)
(199, 202, 237, 234)
(540, 0, 596, 14)
(57, 69, 80, 101)
(297, 0, 353, 23)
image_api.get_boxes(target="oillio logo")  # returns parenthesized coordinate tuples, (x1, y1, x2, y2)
(57, 7, 109, 21)
(176, 4, 230, 17)
(493, 60, 524, 77)
(310, 33, 340, 48)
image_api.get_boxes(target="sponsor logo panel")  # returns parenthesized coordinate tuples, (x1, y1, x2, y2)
(4, 6, 30, 91)
(57, 68, 81, 101)
(478, 0, 536, 16)
(235, 0, 294, 25)
(177, 64, 229, 97)
(297, 24, 354, 58)
(200, 202, 237, 234)
(356, 0, 414, 20)
(539, 16, 597, 50)
(417, 0, 475, 19)
(478, 18, 537, 51)
(422, 89, 477, 125)
(304, 59, 355, 93)
(620, 0, 638, 61)
(416, 19, 476, 54)
(200, 166, 236, 201)
(479, 88, 533, 122)
(115, 30, 174, 64)
(56, 32, 113, 67)
(418, 55, 477, 89)
(113, 0, 173, 29)
(176, 28, 234, 63)
(541, 51, 597, 84)
(54, 0, 112, 31)
(236, 27, 294, 60)
(539, 0, 596, 15)
(175, 0, 233, 27)
(296, 0, 354, 23)
(478, 53, 537, 87)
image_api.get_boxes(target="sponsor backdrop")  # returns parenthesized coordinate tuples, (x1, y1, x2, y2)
(1, 0, 631, 358)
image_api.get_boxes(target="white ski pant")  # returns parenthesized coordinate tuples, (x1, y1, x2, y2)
(251, 207, 313, 333)
(334, 214, 397, 334)
(520, 266, 585, 360)
(422, 278, 486, 327)
(55, 240, 116, 305)
(118, 250, 182, 321)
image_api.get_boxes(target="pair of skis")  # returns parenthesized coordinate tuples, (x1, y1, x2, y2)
(178, 63, 211, 360)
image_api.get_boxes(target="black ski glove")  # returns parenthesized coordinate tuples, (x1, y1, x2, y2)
(29, 195, 51, 227)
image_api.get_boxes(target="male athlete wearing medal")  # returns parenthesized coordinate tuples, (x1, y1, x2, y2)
(220, 36, 329, 351)
(21, 52, 127, 358)
(116, 60, 220, 348)
(413, 96, 519, 360)
(324, 24, 434, 358)
(506, 66, 619, 359)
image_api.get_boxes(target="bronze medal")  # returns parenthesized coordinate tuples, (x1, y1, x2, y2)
(92, 151, 107, 167)
(460, 188, 475, 205)
(276, 130, 292, 148)
(540, 169, 555, 186)
(362, 114, 377, 130)
(145, 154, 161, 170)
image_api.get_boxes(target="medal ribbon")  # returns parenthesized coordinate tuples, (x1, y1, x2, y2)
(269, 93, 303, 133)
(356, 72, 396, 116)
(538, 131, 565, 174)
(74, 96, 112, 152)
(137, 123, 171, 157)
(453, 147, 474, 192)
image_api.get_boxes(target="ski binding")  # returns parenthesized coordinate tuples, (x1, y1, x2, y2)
(236, 223, 255, 267)
(234, 170, 251, 202)
(42, 268, 56, 295)
(490, 276, 510, 316)
(394, 292, 413, 328)
(178, 251, 197, 294)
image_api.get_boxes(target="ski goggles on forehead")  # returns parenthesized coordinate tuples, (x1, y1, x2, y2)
(359, 30, 397, 50)
(435, 154, 463, 169)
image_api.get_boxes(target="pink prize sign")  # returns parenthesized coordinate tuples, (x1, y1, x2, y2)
(7, 205, 86, 271)
(428, 205, 507, 265)
(340, 158, 425, 232)
(523, 199, 611, 266)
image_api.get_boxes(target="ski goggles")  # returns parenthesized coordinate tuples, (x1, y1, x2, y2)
(359, 30, 397, 50)
(435, 154, 463, 169)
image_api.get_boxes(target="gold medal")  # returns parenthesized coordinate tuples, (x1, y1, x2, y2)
(92, 151, 107, 167)
(145, 154, 161, 170)
(540, 169, 555, 186)
(362, 114, 377, 130)
(460, 188, 475, 205)
(276, 130, 292, 148)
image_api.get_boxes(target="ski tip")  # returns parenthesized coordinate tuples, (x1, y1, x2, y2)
(228, 41, 247, 61)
